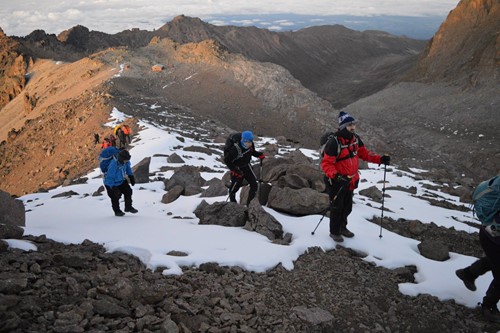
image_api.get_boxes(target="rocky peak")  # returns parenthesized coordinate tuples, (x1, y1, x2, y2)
(57, 25, 91, 50)
(413, 0, 500, 85)
(0, 31, 27, 110)
(157, 15, 214, 43)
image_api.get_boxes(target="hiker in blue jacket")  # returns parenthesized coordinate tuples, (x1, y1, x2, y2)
(104, 149, 138, 216)
(223, 131, 265, 206)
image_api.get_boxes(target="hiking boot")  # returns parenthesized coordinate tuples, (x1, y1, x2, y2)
(125, 207, 138, 214)
(481, 305, 500, 323)
(456, 268, 477, 291)
(341, 228, 355, 238)
(115, 210, 125, 217)
(330, 233, 344, 243)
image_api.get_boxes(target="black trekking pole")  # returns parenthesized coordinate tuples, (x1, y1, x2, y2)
(258, 159, 263, 204)
(311, 183, 344, 235)
(379, 164, 387, 238)
(311, 205, 330, 235)
(226, 181, 238, 202)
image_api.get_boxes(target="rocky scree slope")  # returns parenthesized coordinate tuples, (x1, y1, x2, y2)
(0, 220, 497, 333)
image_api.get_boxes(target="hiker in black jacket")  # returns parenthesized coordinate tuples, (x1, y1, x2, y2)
(223, 131, 265, 205)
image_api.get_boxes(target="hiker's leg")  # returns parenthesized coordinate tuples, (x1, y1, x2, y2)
(244, 169, 258, 206)
(326, 178, 347, 235)
(469, 257, 492, 277)
(480, 228, 500, 309)
(105, 185, 121, 213)
(119, 181, 133, 210)
(229, 174, 242, 202)
(341, 191, 354, 230)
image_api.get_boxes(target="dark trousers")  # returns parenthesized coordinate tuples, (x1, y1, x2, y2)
(479, 228, 500, 309)
(105, 181, 133, 213)
(229, 167, 258, 206)
(325, 177, 353, 235)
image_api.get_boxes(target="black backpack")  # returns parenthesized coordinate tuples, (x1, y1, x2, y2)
(223, 133, 243, 162)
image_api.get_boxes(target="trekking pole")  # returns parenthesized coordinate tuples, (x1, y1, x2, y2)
(258, 159, 263, 204)
(379, 164, 387, 238)
(311, 183, 344, 235)
(311, 205, 330, 235)
(226, 181, 237, 202)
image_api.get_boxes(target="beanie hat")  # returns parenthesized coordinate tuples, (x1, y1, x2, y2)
(338, 112, 356, 130)
(118, 149, 131, 162)
(241, 131, 254, 142)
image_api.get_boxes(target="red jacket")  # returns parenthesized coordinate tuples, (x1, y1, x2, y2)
(320, 133, 381, 190)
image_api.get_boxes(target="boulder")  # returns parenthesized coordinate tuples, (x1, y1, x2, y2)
(359, 186, 383, 203)
(167, 153, 185, 163)
(200, 178, 229, 198)
(418, 240, 450, 261)
(132, 157, 151, 184)
(0, 190, 25, 227)
(267, 187, 329, 216)
(0, 224, 24, 239)
(195, 202, 247, 227)
(244, 200, 284, 241)
(165, 166, 206, 191)
(161, 185, 184, 204)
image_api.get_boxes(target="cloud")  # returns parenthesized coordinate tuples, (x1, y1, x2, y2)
(0, 0, 460, 36)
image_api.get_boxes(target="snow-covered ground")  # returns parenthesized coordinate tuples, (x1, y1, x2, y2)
(11, 107, 487, 309)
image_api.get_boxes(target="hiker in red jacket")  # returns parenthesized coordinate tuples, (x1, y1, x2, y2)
(320, 112, 390, 243)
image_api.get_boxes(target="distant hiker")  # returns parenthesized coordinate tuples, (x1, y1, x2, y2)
(122, 124, 132, 145)
(456, 176, 500, 323)
(94, 133, 100, 145)
(103, 149, 138, 216)
(116, 127, 127, 148)
(223, 131, 265, 206)
(320, 111, 390, 243)
(101, 135, 116, 149)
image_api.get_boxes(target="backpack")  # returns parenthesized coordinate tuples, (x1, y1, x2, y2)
(472, 176, 500, 226)
(223, 133, 243, 163)
(122, 125, 131, 135)
(319, 131, 358, 162)
(99, 147, 120, 174)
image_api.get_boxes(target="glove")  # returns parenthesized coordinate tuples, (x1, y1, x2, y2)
(380, 155, 391, 166)
(112, 186, 121, 198)
(231, 170, 244, 180)
(129, 175, 136, 186)
(258, 154, 266, 160)
(333, 173, 351, 187)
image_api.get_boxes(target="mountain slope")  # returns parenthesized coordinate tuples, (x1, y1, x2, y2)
(3, 16, 424, 109)
(410, 0, 500, 85)
(343, 0, 500, 184)
(155, 16, 425, 108)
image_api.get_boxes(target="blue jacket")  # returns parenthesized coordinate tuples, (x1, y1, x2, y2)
(104, 158, 134, 187)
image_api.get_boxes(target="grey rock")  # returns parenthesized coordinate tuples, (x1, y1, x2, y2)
(132, 156, 151, 184)
(0, 190, 25, 227)
(418, 240, 450, 261)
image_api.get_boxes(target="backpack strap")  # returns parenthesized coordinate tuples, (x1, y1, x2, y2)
(335, 134, 359, 162)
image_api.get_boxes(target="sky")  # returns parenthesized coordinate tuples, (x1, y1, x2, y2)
(8, 102, 492, 311)
(0, 0, 460, 39)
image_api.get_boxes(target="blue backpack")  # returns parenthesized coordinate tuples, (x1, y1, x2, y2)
(472, 175, 500, 226)
(98, 147, 119, 173)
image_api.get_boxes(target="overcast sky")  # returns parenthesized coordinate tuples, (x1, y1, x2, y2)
(0, 0, 460, 38)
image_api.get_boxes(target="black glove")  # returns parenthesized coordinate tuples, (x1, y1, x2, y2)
(380, 155, 391, 166)
(333, 173, 351, 187)
(112, 186, 121, 198)
(129, 175, 136, 186)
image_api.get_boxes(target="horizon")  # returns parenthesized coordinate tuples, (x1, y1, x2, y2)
(0, 0, 460, 39)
